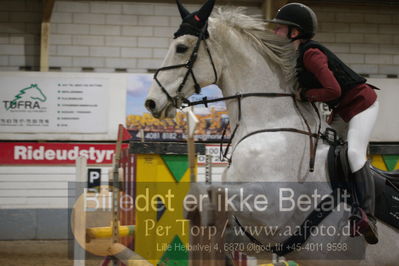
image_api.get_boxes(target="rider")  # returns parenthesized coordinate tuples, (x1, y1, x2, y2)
(267, 3, 379, 244)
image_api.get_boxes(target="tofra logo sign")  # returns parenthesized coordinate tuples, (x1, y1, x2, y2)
(3, 84, 47, 110)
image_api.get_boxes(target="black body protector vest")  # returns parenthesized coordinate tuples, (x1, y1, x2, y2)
(297, 40, 366, 109)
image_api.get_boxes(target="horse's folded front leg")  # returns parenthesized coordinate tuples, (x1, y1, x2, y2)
(184, 183, 220, 226)
(185, 183, 229, 264)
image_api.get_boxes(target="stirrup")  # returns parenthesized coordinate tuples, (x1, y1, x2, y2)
(349, 207, 364, 237)
(349, 208, 378, 244)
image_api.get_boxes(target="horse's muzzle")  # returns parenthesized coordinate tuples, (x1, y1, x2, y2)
(145, 99, 176, 119)
(145, 99, 156, 112)
(144, 99, 162, 118)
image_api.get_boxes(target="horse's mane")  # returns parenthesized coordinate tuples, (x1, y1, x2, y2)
(211, 7, 298, 87)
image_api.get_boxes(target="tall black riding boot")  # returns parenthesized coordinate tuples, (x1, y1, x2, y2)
(349, 163, 378, 244)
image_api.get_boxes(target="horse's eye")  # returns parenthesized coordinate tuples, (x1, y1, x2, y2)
(176, 44, 188, 54)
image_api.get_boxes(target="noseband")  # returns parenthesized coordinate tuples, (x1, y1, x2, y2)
(153, 23, 218, 109)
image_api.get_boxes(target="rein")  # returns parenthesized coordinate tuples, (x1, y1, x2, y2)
(185, 92, 292, 107)
(185, 92, 322, 173)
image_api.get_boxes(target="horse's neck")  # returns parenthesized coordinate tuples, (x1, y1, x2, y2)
(213, 35, 302, 137)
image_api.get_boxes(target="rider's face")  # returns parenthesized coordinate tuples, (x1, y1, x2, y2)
(273, 24, 289, 38)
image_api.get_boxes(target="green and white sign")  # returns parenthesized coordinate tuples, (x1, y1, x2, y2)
(0, 76, 108, 133)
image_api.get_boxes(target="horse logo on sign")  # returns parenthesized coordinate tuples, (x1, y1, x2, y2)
(4, 84, 47, 110)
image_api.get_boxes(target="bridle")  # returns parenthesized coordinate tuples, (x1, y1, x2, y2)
(153, 22, 322, 172)
(153, 22, 218, 109)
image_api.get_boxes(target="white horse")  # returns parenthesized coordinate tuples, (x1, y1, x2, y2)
(145, 2, 398, 265)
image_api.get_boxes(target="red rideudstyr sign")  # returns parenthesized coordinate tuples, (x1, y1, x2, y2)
(0, 142, 128, 165)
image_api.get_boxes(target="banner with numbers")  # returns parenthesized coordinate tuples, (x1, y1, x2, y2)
(126, 74, 231, 142)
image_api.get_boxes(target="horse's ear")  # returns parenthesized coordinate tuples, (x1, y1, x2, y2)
(176, 0, 190, 19)
(197, 0, 215, 21)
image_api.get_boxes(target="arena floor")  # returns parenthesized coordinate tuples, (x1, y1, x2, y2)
(0, 240, 99, 266)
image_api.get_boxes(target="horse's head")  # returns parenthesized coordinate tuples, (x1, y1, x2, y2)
(10, 84, 47, 107)
(29, 84, 47, 102)
(145, 0, 220, 119)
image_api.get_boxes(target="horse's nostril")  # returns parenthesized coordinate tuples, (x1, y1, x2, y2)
(145, 99, 156, 111)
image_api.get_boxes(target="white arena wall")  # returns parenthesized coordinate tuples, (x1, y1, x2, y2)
(367, 78, 399, 142)
(0, 165, 111, 239)
(0, 1, 398, 77)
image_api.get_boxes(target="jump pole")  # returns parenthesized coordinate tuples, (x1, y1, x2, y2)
(111, 124, 125, 246)
(186, 108, 225, 265)
(73, 156, 88, 266)
(185, 108, 201, 266)
(185, 108, 199, 183)
(108, 124, 135, 266)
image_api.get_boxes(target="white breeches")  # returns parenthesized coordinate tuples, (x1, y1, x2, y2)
(347, 101, 379, 172)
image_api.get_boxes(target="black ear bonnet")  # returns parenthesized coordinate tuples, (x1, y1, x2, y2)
(174, 0, 215, 39)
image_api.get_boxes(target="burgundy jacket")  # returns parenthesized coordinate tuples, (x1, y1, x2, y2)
(303, 48, 377, 122)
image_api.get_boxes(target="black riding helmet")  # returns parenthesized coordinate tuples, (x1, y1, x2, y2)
(266, 3, 318, 40)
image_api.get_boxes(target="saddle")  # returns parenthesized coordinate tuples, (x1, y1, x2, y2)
(327, 138, 399, 230)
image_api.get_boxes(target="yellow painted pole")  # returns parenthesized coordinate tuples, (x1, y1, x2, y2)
(86, 225, 135, 242)
(108, 243, 153, 266)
